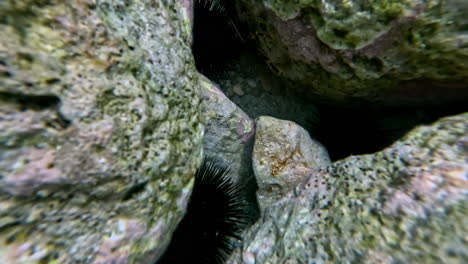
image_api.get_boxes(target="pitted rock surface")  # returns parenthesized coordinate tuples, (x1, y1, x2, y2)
(0, 0, 202, 263)
(228, 113, 468, 264)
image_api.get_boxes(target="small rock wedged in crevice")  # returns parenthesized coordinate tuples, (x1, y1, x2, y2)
(252, 116, 330, 211)
(199, 44, 467, 161)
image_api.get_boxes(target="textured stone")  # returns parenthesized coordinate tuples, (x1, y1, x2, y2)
(0, 0, 202, 263)
(200, 74, 255, 188)
(253, 116, 330, 210)
(236, 0, 468, 105)
(228, 113, 468, 263)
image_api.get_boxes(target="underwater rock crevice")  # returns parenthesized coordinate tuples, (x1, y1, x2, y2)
(190, 1, 468, 162)
(0, 91, 61, 110)
(310, 103, 468, 161)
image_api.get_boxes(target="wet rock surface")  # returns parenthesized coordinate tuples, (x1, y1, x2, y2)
(253, 116, 330, 210)
(236, 0, 468, 105)
(228, 113, 468, 263)
(0, 0, 202, 263)
(200, 74, 255, 186)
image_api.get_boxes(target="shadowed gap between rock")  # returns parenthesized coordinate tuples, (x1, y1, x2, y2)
(308, 103, 468, 161)
(192, 0, 245, 76)
(0, 91, 71, 129)
(190, 1, 468, 159)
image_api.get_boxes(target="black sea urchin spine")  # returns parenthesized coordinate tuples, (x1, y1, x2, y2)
(192, 0, 245, 74)
(157, 159, 249, 264)
(196, 0, 243, 40)
(197, 0, 226, 13)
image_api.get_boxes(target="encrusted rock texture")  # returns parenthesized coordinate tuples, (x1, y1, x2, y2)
(0, 0, 203, 263)
(228, 113, 468, 264)
(237, 0, 468, 105)
(253, 116, 330, 210)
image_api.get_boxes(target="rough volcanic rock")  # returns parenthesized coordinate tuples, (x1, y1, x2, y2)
(0, 0, 203, 263)
(236, 0, 468, 105)
(228, 113, 468, 263)
(253, 116, 330, 210)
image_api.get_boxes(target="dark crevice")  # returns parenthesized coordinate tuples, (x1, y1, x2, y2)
(44, 111, 72, 130)
(308, 103, 468, 161)
(122, 180, 148, 201)
(192, 0, 245, 77)
(0, 91, 61, 110)
(191, 5, 467, 161)
(0, 219, 20, 232)
(157, 159, 250, 264)
(0, 91, 72, 129)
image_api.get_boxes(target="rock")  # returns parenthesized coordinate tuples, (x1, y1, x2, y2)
(200, 74, 255, 192)
(228, 113, 468, 263)
(0, 0, 203, 263)
(253, 116, 330, 210)
(236, 0, 468, 105)
(232, 84, 245, 96)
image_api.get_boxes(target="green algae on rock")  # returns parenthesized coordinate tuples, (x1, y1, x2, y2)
(0, 0, 202, 263)
(236, 0, 468, 105)
(227, 113, 468, 263)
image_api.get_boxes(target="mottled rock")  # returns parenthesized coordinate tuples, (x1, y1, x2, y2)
(228, 113, 468, 263)
(0, 0, 202, 263)
(253, 116, 330, 210)
(237, 0, 468, 105)
(200, 74, 255, 187)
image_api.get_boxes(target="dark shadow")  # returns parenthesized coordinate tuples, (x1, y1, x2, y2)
(192, 0, 244, 77)
(310, 103, 468, 161)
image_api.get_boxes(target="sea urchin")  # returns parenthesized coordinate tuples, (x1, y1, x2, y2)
(156, 159, 249, 264)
